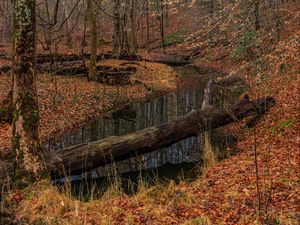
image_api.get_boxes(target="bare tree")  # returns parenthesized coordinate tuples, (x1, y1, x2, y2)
(113, 0, 121, 58)
(87, 0, 97, 81)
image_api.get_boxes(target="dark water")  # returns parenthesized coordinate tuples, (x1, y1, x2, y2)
(48, 66, 232, 197)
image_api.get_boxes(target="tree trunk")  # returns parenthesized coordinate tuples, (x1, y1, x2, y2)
(130, 0, 137, 55)
(113, 0, 121, 58)
(62, 0, 73, 48)
(254, 0, 260, 31)
(146, 0, 150, 52)
(87, 0, 97, 81)
(157, 0, 166, 52)
(12, 0, 46, 178)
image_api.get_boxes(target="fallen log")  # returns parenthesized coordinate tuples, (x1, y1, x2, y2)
(146, 57, 191, 66)
(1, 62, 137, 85)
(0, 95, 275, 182)
(39, 63, 137, 85)
(35, 53, 141, 64)
(0, 52, 142, 65)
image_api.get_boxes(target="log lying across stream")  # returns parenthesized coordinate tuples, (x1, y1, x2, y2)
(0, 95, 275, 183)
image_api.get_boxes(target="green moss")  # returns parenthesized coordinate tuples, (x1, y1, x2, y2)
(271, 118, 297, 134)
(19, 93, 40, 132)
(165, 28, 187, 46)
(12, 110, 19, 125)
(13, 93, 40, 132)
(279, 177, 300, 185)
(182, 217, 211, 225)
(12, 133, 21, 157)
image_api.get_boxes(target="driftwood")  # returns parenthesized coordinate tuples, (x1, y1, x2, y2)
(0, 95, 275, 184)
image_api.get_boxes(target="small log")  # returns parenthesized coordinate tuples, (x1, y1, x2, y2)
(0, 95, 275, 183)
(146, 58, 191, 66)
(35, 53, 141, 64)
(37, 62, 137, 82)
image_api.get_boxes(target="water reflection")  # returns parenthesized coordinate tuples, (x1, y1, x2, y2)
(46, 66, 220, 178)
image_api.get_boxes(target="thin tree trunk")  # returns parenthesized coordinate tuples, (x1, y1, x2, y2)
(87, 0, 97, 81)
(113, 0, 121, 58)
(146, 0, 150, 52)
(272, 0, 281, 41)
(158, 0, 166, 52)
(62, 0, 73, 48)
(254, 0, 260, 31)
(131, 0, 137, 55)
(81, 4, 88, 55)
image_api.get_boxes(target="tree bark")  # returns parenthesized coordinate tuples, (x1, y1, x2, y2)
(254, 0, 260, 31)
(0, 95, 275, 183)
(12, 0, 46, 177)
(113, 0, 121, 58)
(62, 0, 73, 48)
(87, 0, 97, 81)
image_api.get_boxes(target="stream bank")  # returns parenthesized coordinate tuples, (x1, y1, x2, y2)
(0, 60, 177, 155)
(47, 65, 240, 198)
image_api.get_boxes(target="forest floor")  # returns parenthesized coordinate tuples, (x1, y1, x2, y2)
(1, 2, 299, 225)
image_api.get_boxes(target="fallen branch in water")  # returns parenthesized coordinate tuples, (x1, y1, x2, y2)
(0, 95, 275, 185)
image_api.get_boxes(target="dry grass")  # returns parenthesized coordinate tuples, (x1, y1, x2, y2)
(3, 178, 207, 225)
(201, 132, 216, 171)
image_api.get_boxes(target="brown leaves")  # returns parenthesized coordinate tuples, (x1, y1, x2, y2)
(0, 60, 176, 154)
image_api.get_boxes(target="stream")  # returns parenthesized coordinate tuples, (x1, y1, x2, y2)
(46, 66, 234, 197)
